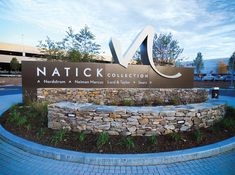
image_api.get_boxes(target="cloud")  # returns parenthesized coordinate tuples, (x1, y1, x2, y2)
(0, 0, 234, 59)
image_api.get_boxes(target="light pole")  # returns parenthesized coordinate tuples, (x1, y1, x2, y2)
(229, 57, 234, 89)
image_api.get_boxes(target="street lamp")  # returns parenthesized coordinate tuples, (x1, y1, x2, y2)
(229, 57, 234, 89)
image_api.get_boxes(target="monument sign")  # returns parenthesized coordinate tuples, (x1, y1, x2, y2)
(22, 26, 193, 101)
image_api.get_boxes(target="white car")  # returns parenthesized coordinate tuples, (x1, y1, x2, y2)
(202, 75, 214, 81)
(214, 75, 225, 81)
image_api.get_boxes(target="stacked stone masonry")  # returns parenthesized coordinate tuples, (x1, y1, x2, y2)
(48, 100, 225, 136)
(38, 88, 208, 105)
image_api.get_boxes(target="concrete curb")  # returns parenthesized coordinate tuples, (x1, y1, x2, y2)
(0, 125, 235, 166)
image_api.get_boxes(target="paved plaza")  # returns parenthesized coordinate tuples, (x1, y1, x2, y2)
(0, 87, 235, 175)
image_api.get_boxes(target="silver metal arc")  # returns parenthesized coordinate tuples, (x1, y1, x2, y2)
(109, 26, 182, 79)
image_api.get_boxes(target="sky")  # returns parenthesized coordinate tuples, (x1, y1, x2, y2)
(0, 0, 234, 60)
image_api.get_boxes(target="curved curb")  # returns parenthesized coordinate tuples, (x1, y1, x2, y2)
(0, 125, 235, 166)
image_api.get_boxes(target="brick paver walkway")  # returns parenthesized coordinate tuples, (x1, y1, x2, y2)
(0, 137, 234, 175)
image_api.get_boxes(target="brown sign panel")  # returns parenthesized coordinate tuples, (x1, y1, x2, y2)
(105, 64, 150, 88)
(149, 66, 193, 88)
(22, 61, 193, 102)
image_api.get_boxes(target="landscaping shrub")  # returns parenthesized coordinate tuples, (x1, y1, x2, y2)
(51, 129, 67, 145)
(194, 129, 203, 143)
(29, 101, 48, 118)
(212, 106, 235, 131)
(97, 132, 109, 148)
(225, 106, 235, 118)
(149, 134, 158, 145)
(121, 98, 134, 106)
(36, 128, 48, 139)
(154, 98, 163, 105)
(122, 137, 135, 150)
(8, 110, 28, 127)
(170, 132, 182, 142)
(143, 97, 152, 105)
(76, 132, 86, 143)
(169, 97, 181, 105)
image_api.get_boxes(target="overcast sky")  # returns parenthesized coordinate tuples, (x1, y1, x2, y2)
(0, 0, 234, 60)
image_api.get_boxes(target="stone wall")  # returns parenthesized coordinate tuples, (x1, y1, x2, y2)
(38, 88, 208, 106)
(48, 100, 225, 136)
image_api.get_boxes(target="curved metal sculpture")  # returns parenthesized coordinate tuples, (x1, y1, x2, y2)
(109, 26, 182, 79)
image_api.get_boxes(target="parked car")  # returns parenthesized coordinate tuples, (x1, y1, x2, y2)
(202, 74, 214, 81)
(194, 76, 202, 81)
(224, 75, 235, 81)
(214, 75, 225, 81)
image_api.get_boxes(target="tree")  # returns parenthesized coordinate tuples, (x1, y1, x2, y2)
(228, 51, 235, 72)
(153, 33, 183, 66)
(217, 61, 228, 74)
(67, 49, 82, 62)
(37, 36, 65, 60)
(10, 57, 20, 72)
(64, 25, 101, 55)
(133, 50, 142, 65)
(193, 52, 204, 74)
(38, 25, 101, 62)
(67, 49, 95, 62)
(76, 25, 101, 54)
(133, 33, 183, 66)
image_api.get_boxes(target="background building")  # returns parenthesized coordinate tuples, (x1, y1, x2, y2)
(0, 42, 44, 71)
(0, 42, 112, 72)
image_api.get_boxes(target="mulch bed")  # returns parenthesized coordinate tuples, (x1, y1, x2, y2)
(0, 108, 234, 154)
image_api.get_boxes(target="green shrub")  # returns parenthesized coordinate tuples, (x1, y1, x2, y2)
(122, 98, 134, 106)
(10, 104, 18, 111)
(111, 100, 120, 106)
(221, 118, 235, 129)
(97, 132, 109, 148)
(30, 101, 48, 118)
(16, 116, 27, 127)
(122, 137, 135, 150)
(8, 110, 28, 127)
(76, 132, 86, 142)
(194, 129, 203, 143)
(143, 97, 152, 105)
(154, 98, 163, 105)
(8, 110, 20, 123)
(51, 129, 67, 145)
(93, 100, 101, 105)
(25, 123, 32, 131)
(170, 132, 182, 142)
(169, 98, 180, 105)
(149, 134, 158, 145)
(212, 106, 235, 130)
(225, 106, 235, 118)
(36, 128, 48, 139)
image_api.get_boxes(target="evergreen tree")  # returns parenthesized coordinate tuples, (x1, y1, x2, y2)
(228, 51, 235, 72)
(75, 25, 101, 54)
(10, 57, 20, 72)
(193, 52, 204, 74)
